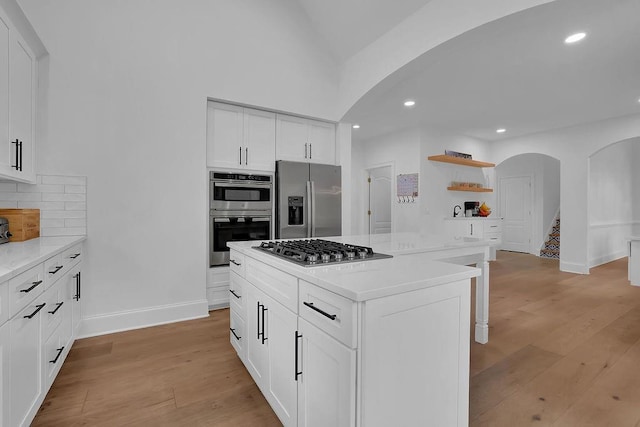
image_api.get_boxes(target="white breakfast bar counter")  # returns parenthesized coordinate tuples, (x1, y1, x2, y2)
(227, 233, 491, 427)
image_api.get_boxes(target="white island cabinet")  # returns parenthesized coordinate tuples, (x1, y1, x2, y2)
(227, 237, 480, 427)
(629, 237, 640, 286)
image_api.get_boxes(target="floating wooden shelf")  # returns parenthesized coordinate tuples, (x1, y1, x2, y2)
(447, 186, 493, 193)
(428, 155, 495, 168)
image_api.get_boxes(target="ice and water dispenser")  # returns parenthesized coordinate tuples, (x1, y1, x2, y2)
(288, 196, 304, 225)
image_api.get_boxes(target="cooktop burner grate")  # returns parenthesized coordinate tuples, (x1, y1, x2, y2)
(254, 239, 392, 267)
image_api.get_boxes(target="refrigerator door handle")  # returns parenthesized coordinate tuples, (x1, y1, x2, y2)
(306, 181, 312, 238)
(310, 180, 316, 237)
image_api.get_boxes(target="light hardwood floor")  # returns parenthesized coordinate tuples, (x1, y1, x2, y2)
(33, 251, 640, 426)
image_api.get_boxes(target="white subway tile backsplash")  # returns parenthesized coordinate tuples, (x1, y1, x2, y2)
(0, 183, 17, 192)
(43, 193, 86, 202)
(41, 175, 87, 186)
(65, 185, 86, 194)
(41, 210, 86, 219)
(2, 175, 88, 237)
(65, 202, 86, 211)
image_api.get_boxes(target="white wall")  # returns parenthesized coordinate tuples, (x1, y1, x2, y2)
(351, 128, 421, 235)
(490, 113, 640, 273)
(495, 154, 560, 254)
(352, 126, 491, 236)
(588, 138, 640, 267)
(19, 0, 339, 335)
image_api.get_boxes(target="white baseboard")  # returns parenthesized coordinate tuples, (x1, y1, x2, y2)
(589, 250, 627, 269)
(560, 261, 589, 275)
(78, 299, 210, 339)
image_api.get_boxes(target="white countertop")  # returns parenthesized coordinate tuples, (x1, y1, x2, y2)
(628, 236, 640, 241)
(0, 236, 86, 283)
(228, 233, 486, 301)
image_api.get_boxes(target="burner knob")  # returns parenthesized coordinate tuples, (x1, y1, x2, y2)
(358, 250, 368, 259)
(308, 254, 318, 263)
(334, 253, 343, 261)
(346, 251, 355, 259)
(321, 253, 331, 263)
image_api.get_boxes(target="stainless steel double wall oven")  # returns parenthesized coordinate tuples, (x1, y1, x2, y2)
(209, 172, 272, 267)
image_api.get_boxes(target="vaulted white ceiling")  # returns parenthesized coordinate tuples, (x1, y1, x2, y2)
(296, 0, 433, 62)
(336, 0, 640, 142)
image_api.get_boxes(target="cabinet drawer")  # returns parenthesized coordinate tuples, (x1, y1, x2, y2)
(229, 272, 246, 316)
(229, 251, 246, 278)
(245, 256, 297, 313)
(42, 280, 66, 342)
(299, 280, 357, 348)
(43, 254, 65, 288)
(207, 265, 230, 287)
(61, 244, 83, 268)
(484, 231, 501, 245)
(9, 263, 44, 317)
(43, 326, 67, 390)
(484, 221, 502, 232)
(230, 308, 246, 360)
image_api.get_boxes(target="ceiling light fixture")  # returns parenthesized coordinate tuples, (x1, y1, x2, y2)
(403, 100, 416, 107)
(352, 124, 360, 129)
(496, 128, 506, 134)
(564, 32, 586, 44)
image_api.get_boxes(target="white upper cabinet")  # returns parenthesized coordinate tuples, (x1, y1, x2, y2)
(276, 114, 336, 165)
(0, 8, 37, 184)
(206, 102, 276, 172)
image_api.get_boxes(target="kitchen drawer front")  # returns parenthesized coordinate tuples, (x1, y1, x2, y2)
(9, 263, 45, 317)
(299, 280, 357, 348)
(207, 265, 230, 287)
(230, 308, 246, 360)
(245, 256, 297, 313)
(229, 251, 246, 278)
(61, 244, 83, 269)
(484, 231, 501, 245)
(229, 272, 246, 316)
(42, 280, 66, 342)
(484, 220, 502, 233)
(43, 326, 67, 390)
(44, 254, 65, 288)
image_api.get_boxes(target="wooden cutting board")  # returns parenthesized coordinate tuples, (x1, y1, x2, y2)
(0, 208, 40, 242)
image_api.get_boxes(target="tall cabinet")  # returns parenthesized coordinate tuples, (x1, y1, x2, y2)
(0, 7, 37, 183)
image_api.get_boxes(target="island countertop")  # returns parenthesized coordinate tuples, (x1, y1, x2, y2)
(227, 233, 485, 302)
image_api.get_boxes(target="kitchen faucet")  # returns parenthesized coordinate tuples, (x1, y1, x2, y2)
(453, 205, 462, 217)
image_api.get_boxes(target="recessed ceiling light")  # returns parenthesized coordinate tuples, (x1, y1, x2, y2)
(564, 32, 586, 44)
(403, 100, 416, 107)
(496, 128, 506, 134)
(352, 124, 360, 129)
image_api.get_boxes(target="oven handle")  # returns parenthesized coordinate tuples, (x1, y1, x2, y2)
(211, 217, 272, 222)
(212, 181, 272, 188)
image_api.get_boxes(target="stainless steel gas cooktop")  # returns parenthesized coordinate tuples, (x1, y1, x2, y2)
(253, 239, 392, 267)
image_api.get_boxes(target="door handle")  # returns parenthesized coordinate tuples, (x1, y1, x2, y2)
(239, 146, 242, 165)
(294, 331, 302, 381)
(309, 143, 312, 159)
(245, 147, 248, 165)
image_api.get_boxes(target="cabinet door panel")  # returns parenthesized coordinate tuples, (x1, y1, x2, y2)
(0, 13, 9, 175)
(0, 321, 9, 427)
(276, 114, 308, 162)
(265, 298, 297, 426)
(10, 301, 43, 427)
(307, 120, 335, 165)
(244, 107, 275, 171)
(298, 319, 355, 427)
(206, 102, 243, 169)
(245, 285, 269, 389)
(9, 34, 33, 177)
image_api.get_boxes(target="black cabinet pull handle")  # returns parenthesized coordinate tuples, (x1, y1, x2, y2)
(70, 253, 81, 259)
(20, 280, 43, 293)
(24, 303, 46, 319)
(261, 304, 268, 344)
(19, 140, 22, 171)
(50, 265, 63, 275)
(309, 143, 312, 159)
(49, 346, 65, 364)
(229, 289, 241, 299)
(239, 146, 242, 165)
(11, 139, 19, 170)
(295, 331, 302, 381)
(48, 301, 64, 315)
(303, 302, 337, 320)
(304, 143, 308, 159)
(230, 259, 241, 266)
(74, 271, 81, 301)
(230, 327, 241, 341)
(245, 147, 248, 165)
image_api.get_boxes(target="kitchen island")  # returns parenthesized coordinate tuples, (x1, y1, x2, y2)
(227, 233, 490, 427)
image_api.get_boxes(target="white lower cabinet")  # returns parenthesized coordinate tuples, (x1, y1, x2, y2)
(0, 240, 84, 427)
(10, 299, 44, 427)
(297, 318, 355, 427)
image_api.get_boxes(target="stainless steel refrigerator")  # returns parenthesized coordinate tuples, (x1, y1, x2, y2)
(275, 160, 341, 239)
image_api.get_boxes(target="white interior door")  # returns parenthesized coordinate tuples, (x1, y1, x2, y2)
(368, 166, 392, 234)
(499, 175, 532, 253)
